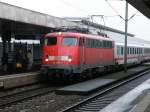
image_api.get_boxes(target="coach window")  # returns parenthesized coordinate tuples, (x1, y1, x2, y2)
(139, 48, 141, 54)
(127, 48, 129, 54)
(139, 48, 140, 54)
(44, 37, 57, 45)
(131, 48, 133, 54)
(135, 48, 137, 54)
(117, 46, 120, 55)
(132, 48, 134, 54)
(130, 48, 132, 54)
(133, 48, 135, 54)
(62, 37, 77, 46)
(121, 47, 124, 55)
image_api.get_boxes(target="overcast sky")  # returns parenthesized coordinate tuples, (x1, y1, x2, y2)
(0, 0, 150, 41)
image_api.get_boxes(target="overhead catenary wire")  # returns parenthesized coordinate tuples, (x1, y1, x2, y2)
(57, 0, 123, 20)
(105, 0, 140, 21)
(56, 0, 90, 15)
(128, 11, 139, 21)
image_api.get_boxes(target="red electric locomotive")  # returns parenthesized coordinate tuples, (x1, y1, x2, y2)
(41, 31, 114, 77)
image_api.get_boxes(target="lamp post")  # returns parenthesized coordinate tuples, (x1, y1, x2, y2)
(106, 0, 129, 73)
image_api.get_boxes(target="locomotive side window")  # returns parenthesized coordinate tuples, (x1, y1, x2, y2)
(103, 41, 112, 48)
(62, 37, 77, 46)
(103, 41, 107, 47)
(87, 39, 93, 48)
(44, 37, 57, 45)
(87, 38, 112, 48)
(108, 41, 112, 48)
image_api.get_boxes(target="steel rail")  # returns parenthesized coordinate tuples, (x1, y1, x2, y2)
(61, 69, 150, 112)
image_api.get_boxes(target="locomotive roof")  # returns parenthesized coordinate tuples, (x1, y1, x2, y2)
(45, 32, 114, 41)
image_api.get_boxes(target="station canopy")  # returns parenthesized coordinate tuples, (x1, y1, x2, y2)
(127, 0, 150, 19)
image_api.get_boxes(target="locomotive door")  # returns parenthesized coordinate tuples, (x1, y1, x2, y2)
(79, 37, 85, 66)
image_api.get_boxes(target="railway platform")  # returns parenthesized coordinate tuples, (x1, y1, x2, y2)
(99, 79, 150, 112)
(130, 91, 150, 112)
(0, 72, 40, 89)
(56, 66, 150, 95)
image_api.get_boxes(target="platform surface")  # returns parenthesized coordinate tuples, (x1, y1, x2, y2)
(0, 72, 40, 89)
(129, 91, 150, 112)
(57, 78, 115, 94)
(56, 66, 149, 95)
(100, 78, 150, 112)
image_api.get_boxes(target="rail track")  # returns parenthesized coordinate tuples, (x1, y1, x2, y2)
(0, 83, 61, 108)
(61, 69, 150, 112)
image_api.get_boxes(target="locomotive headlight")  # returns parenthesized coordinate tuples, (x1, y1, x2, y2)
(68, 56, 72, 62)
(45, 58, 49, 62)
(68, 58, 72, 62)
(60, 56, 72, 62)
(45, 54, 49, 62)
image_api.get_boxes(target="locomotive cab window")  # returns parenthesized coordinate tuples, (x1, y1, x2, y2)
(62, 37, 77, 46)
(44, 37, 57, 45)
